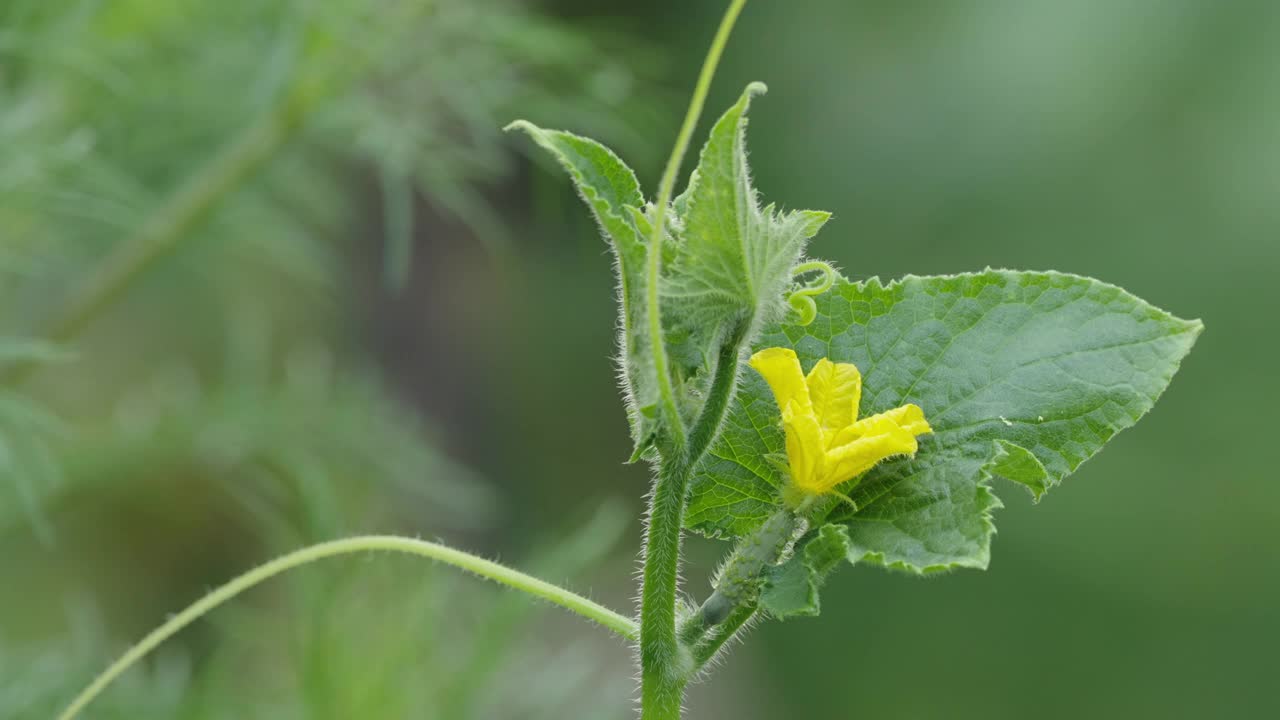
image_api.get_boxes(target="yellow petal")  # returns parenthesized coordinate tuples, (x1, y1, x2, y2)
(821, 426, 920, 490)
(749, 347, 812, 416)
(817, 403, 933, 491)
(881, 403, 931, 436)
(829, 403, 932, 449)
(805, 358, 862, 432)
(759, 350, 935, 500)
(781, 400, 826, 492)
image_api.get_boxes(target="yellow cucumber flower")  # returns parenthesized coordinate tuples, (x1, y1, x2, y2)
(749, 347, 932, 499)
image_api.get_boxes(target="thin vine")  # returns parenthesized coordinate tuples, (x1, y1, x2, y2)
(56, 535, 637, 720)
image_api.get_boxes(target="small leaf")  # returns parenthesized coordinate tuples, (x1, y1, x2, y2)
(990, 439, 1050, 500)
(506, 121, 644, 224)
(760, 523, 851, 619)
(506, 121, 658, 449)
(664, 83, 830, 340)
(687, 270, 1201, 573)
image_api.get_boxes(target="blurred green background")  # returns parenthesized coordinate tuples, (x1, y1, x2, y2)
(2, 0, 1275, 718)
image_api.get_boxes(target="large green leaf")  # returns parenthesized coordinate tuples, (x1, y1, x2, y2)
(686, 270, 1201, 574)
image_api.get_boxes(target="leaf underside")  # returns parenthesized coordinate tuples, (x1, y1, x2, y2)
(687, 269, 1201, 580)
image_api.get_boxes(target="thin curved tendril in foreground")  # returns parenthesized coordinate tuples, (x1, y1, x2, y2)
(57, 535, 638, 720)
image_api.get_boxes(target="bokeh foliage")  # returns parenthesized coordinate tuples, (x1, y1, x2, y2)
(3, 0, 1276, 719)
(2, 0, 648, 717)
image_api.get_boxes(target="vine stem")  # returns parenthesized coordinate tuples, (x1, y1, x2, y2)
(693, 603, 757, 669)
(639, 3, 749, 717)
(639, 323, 749, 718)
(57, 535, 638, 720)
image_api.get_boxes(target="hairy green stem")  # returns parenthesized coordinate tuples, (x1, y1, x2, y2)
(676, 505, 805, 675)
(57, 535, 637, 720)
(639, 3, 749, 717)
(639, 456, 695, 718)
(692, 508, 801, 629)
(639, 324, 749, 715)
(687, 320, 749, 460)
(692, 602, 757, 669)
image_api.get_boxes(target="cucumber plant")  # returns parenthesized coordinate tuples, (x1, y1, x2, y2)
(57, 1, 1200, 718)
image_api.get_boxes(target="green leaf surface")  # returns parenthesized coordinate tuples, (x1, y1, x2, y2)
(686, 270, 1201, 573)
(760, 523, 852, 619)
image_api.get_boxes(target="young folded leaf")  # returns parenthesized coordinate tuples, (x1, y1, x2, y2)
(664, 83, 831, 345)
(510, 84, 833, 456)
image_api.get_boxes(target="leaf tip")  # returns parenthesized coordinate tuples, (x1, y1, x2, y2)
(797, 210, 833, 237)
(503, 119, 536, 134)
(990, 439, 1051, 502)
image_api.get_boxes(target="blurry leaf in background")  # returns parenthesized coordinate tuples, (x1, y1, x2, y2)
(0, 0, 659, 545)
(0, 0, 662, 315)
(1, 0, 659, 717)
(48, 340, 495, 540)
(0, 339, 72, 544)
